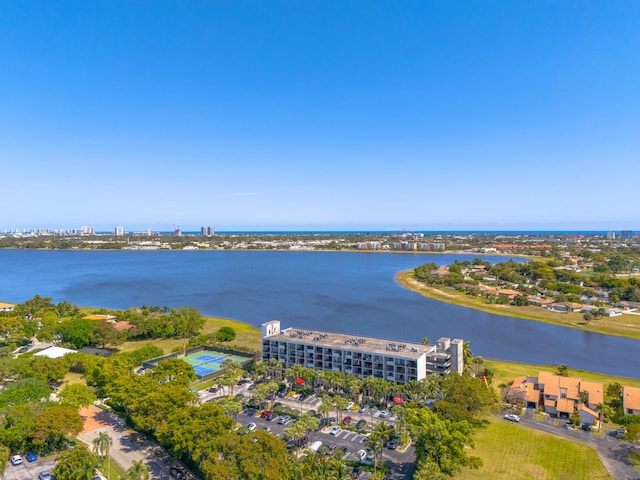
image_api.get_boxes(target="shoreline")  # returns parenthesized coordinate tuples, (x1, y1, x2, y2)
(395, 270, 640, 342)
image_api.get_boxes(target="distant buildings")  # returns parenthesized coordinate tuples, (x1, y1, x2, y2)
(606, 232, 616, 240)
(261, 320, 464, 384)
(620, 230, 633, 240)
(201, 226, 215, 236)
(115, 226, 124, 236)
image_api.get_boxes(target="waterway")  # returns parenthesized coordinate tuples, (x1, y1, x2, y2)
(1, 249, 638, 378)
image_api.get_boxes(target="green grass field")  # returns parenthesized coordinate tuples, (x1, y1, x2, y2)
(456, 417, 611, 480)
(395, 270, 640, 340)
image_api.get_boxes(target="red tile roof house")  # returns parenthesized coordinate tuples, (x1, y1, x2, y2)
(623, 386, 640, 416)
(509, 372, 603, 425)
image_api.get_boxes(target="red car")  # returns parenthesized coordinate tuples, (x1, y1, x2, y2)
(342, 416, 352, 425)
(260, 410, 272, 418)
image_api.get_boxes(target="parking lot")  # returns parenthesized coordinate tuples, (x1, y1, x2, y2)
(3, 454, 57, 480)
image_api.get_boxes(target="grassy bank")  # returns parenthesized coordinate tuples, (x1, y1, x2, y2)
(395, 270, 640, 341)
(117, 314, 262, 354)
(457, 417, 611, 480)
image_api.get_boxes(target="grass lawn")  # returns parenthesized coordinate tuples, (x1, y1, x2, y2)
(630, 452, 640, 471)
(395, 270, 640, 341)
(456, 417, 611, 480)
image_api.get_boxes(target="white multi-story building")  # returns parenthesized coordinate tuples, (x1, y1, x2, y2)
(261, 320, 463, 384)
(115, 226, 124, 236)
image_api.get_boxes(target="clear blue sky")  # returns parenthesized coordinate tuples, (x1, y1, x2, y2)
(1, 1, 639, 231)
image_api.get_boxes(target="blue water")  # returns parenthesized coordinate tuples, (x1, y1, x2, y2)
(1, 249, 638, 378)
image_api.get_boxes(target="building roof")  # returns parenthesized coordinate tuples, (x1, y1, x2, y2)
(580, 380, 604, 406)
(82, 314, 116, 321)
(33, 346, 77, 358)
(556, 398, 575, 414)
(624, 386, 640, 412)
(114, 321, 133, 331)
(538, 371, 580, 400)
(0, 302, 15, 309)
(267, 327, 447, 360)
(578, 404, 599, 419)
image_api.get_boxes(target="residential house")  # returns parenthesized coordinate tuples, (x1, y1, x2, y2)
(603, 308, 622, 317)
(510, 371, 603, 423)
(0, 302, 15, 312)
(623, 386, 640, 416)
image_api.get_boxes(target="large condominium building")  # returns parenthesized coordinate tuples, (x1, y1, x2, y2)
(261, 320, 463, 384)
(115, 226, 124, 236)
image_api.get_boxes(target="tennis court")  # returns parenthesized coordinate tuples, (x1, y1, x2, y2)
(183, 350, 249, 379)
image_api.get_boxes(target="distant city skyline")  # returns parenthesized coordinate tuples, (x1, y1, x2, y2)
(2, 3, 639, 229)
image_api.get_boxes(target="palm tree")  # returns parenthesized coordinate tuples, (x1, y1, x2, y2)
(125, 459, 150, 480)
(92, 431, 113, 479)
(462, 341, 473, 368)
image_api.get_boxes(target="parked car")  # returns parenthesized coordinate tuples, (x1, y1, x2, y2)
(387, 438, 400, 450)
(342, 416, 352, 425)
(582, 423, 592, 431)
(358, 406, 369, 414)
(345, 402, 355, 410)
(262, 426, 271, 432)
(260, 410, 272, 418)
(26, 451, 38, 462)
(10, 455, 22, 466)
(39, 472, 52, 480)
(378, 409, 390, 418)
(266, 412, 278, 421)
(245, 408, 256, 416)
(309, 440, 323, 452)
(278, 415, 291, 424)
(330, 425, 342, 436)
(503, 414, 520, 422)
(616, 427, 626, 438)
(356, 449, 367, 462)
(246, 422, 257, 431)
(356, 419, 368, 430)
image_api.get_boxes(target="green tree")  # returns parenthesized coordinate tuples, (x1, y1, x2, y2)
(52, 446, 102, 480)
(407, 407, 482, 477)
(0, 377, 50, 407)
(92, 321, 125, 348)
(92, 431, 113, 480)
(556, 364, 569, 377)
(607, 382, 623, 399)
(125, 459, 150, 480)
(59, 384, 96, 408)
(58, 318, 99, 348)
(152, 358, 196, 386)
(215, 326, 237, 342)
(0, 445, 9, 478)
(29, 404, 84, 451)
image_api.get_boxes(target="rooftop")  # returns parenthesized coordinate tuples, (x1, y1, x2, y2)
(624, 386, 640, 412)
(265, 327, 449, 359)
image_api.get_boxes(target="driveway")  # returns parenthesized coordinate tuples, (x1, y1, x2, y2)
(507, 409, 640, 480)
(77, 406, 196, 480)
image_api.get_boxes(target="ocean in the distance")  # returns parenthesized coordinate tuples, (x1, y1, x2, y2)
(1, 249, 638, 378)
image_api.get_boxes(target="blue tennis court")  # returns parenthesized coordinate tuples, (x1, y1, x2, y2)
(193, 354, 226, 364)
(193, 364, 217, 376)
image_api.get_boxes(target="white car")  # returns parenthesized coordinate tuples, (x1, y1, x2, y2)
(246, 422, 257, 431)
(10, 455, 23, 466)
(345, 402, 355, 410)
(277, 415, 291, 425)
(504, 414, 520, 423)
(330, 425, 342, 436)
(378, 409, 389, 418)
(357, 449, 367, 462)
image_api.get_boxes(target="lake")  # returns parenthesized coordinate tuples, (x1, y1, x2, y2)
(1, 249, 638, 378)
